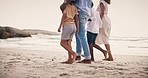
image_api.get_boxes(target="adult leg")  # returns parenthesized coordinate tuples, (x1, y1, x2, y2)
(77, 11, 91, 60)
(75, 34, 82, 57)
(76, 11, 91, 64)
(105, 44, 113, 61)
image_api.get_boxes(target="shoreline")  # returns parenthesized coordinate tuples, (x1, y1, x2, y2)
(0, 47, 148, 78)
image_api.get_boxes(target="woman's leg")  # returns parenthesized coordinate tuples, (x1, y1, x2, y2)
(105, 44, 113, 61)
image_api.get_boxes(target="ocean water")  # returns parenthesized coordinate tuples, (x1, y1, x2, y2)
(0, 34, 148, 56)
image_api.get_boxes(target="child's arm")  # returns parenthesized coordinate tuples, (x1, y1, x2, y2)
(75, 14, 79, 33)
(58, 13, 66, 32)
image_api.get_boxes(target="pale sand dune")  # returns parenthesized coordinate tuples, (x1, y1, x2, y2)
(0, 48, 148, 78)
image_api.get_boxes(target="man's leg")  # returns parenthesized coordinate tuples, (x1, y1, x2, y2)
(77, 11, 91, 60)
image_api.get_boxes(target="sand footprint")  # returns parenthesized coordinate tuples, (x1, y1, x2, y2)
(59, 73, 70, 77)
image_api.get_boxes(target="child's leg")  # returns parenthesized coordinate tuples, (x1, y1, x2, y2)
(60, 40, 73, 52)
(87, 31, 94, 61)
(67, 40, 72, 61)
(89, 44, 94, 61)
(60, 40, 72, 63)
(93, 44, 107, 59)
(60, 40, 76, 64)
(62, 41, 72, 63)
(67, 40, 76, 61)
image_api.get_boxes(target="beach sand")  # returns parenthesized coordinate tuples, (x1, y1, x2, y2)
(0, 47, 148, 78)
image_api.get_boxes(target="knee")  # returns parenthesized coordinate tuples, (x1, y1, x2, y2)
(89, 44, 94, 47)
(92, 44, 96, 47)
(60, 41, 64, 47)
(78, 34, 85, 39)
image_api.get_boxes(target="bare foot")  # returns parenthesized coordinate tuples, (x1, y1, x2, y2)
(103, 58, 113, 61)
(61, 61, 69, 64)
(61, 61, 72, 64)
(61, 59, 71, 63)
(78, 59, 91, 64)
(61, 53, 76, 64)
(91, 57, 95, 61)
(75, 56, 81, 60)
(103, 51, 107, 60)
(61, 59, 74, 64)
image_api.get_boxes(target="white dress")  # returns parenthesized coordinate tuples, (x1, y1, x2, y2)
(95, 0, 111, 44)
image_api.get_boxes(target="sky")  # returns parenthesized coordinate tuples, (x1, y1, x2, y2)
(0, 0, 148, 37)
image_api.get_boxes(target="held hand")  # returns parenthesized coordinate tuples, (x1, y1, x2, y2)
(76, 28, 79, 34)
